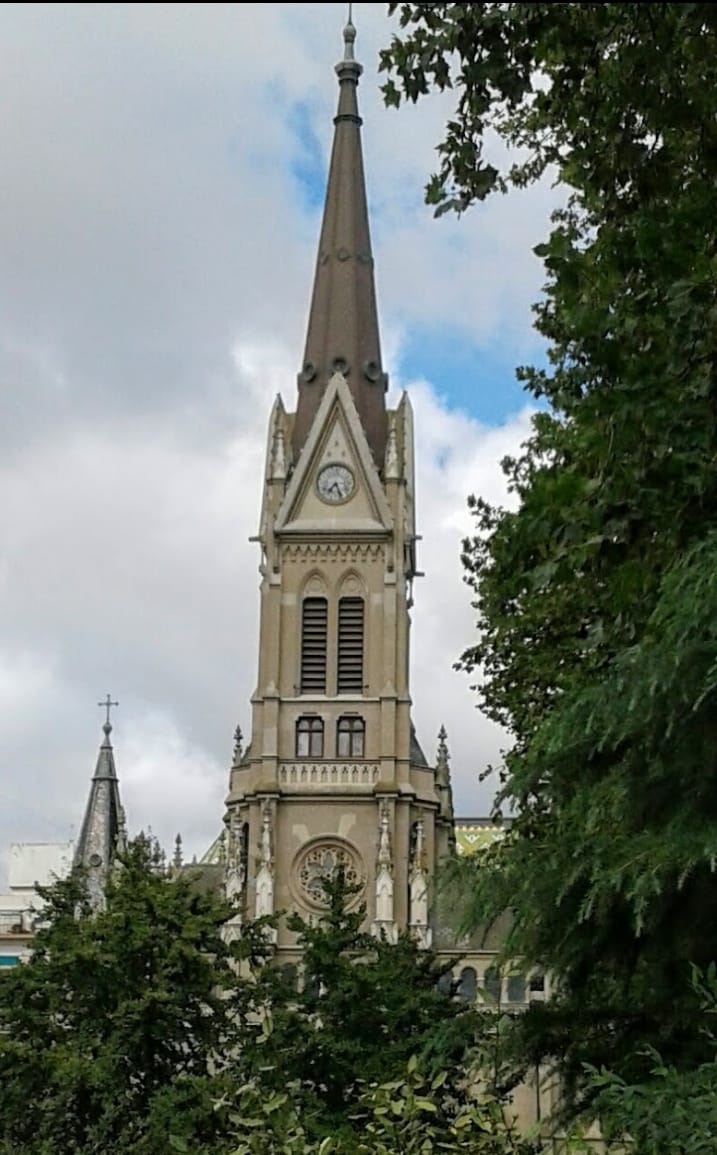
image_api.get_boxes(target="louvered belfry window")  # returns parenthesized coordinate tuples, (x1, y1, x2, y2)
(337, 596, 364, 694)
(300, 597, 328, 693)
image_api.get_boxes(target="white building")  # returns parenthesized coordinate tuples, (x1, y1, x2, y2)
(0, 841, 74, 967)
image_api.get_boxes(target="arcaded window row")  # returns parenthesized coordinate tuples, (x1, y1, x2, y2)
(295, 715, 365, 759)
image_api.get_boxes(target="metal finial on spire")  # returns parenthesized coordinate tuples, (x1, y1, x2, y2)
(98, 693, 119, 733)
(343, 6, 356, 62)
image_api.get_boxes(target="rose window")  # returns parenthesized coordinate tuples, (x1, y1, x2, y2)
(296, 841, 363, 907)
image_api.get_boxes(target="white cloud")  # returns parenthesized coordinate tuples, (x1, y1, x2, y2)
(407, 383, 532, 811)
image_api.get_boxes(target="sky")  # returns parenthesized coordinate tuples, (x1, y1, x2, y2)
(0, 3, 558, 879)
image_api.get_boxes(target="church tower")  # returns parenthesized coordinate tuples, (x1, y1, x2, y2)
(224, 20, 454, 953)
(74, 698, 126, 912)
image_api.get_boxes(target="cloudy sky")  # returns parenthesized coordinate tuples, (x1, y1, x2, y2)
(0, 3, 556, 878)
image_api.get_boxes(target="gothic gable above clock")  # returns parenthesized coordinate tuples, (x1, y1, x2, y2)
(275, 371, 393, 536)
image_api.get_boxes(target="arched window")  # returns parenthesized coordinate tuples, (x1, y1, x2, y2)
(337, 596, 364, 693)
(337, 715, 365, 757)
(507, 974, 526, 1004)
(296, 716, 324, 758)
(457, 966, 477, 1002)
(483, 966, 502, 1004)
(300, 597, 328, 693)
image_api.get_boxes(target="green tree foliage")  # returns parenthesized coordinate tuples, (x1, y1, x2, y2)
(0, 854, 487, 1153)
(593, 1052, 717, 1155)
(233, 871, 480, 1141)
(346, 1058, 531, 1155)
(589, 966, 717, 1155)
(0, 836, 239, 1155)
(226, 1060, 533, 1155)
(381, 0, 717, 1112)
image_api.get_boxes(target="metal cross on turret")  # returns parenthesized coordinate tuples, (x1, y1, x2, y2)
(98, 694, 119, 728)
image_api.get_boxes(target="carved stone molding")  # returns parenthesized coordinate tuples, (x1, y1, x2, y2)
(282, 541, 384, 564)
(279, 762, 380, 786)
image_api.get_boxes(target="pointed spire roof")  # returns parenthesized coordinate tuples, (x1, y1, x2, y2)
(293, 16, 387, 468)
(74, 707, 124, 911)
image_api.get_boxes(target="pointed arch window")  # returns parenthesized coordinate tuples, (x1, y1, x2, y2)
(296, 716, 324, 758)
(337, 596, 364, 693)
(300, 597, 328, 694)
(337, 715, 365, 757)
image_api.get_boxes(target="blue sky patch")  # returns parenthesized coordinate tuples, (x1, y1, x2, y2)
(288, 100, 327, 213)
(397, 326, 547, 426)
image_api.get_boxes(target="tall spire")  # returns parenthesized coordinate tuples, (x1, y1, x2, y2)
(293, 15, 387, 466)
(73, 701, 124, 911)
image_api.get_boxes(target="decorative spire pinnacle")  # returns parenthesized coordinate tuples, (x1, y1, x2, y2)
(436, 725, 455, 821)
(377, 805, 392, 867)
(270, 425, 287, 480)
(259, 805, 272, 868)
(437, 724, 449, 764)
(117, 805, 127, 850)
(293, 14, 387, 467)
(412, 818, 426, 871)
(232, 724, 243, 764)
(385, 419, 400, 479)
(74, 704, 125, 912)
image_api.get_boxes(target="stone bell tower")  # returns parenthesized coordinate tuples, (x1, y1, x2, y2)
(224, 19, 454, 953)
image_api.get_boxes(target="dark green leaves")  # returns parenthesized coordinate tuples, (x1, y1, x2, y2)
(382, 0, 717, 1128)
(0, 837, 239, 1155)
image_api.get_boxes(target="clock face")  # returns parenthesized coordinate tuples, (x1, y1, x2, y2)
(317, 463, 355, 503)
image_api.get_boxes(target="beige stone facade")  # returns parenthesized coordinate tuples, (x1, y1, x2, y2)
(224, 370, 454, 954)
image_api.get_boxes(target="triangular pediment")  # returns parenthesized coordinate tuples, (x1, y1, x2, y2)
(276, 373, 392, 535)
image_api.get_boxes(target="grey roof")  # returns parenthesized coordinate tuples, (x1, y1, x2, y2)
(73, 721, 124, 910)
(410, 722, 430, 768)
(292, 19, 387, 467)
